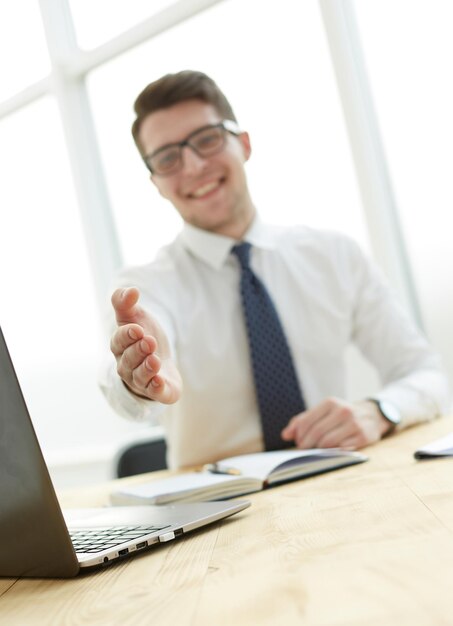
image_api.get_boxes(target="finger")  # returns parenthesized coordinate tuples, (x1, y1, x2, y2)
(116, 339, 160, 390)
(119, 336, 158, 378)
(144, 369, 182, 404)
(143, 373, 171, 402)
(335, 435, 361, 451)
(299, 404, 355, 448)
(281, 399, 334, 442)
(337, 426, 371, 449)
(110, 324, 145, 357)
(130, 353, 161, 393)
(123, 351, 182, 404)
(281, 410, 313, 440)
(111, 287, 141, 325)
(314, 420, 357, 448)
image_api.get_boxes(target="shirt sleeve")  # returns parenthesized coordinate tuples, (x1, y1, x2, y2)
(343, 236, 450, 428)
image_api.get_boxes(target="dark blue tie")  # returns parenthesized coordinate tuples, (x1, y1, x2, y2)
(232, 242, 306, 450)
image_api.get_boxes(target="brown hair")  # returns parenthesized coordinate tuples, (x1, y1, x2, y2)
(131, 70, 237, 156)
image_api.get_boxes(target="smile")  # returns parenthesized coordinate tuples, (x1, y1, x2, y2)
(190, 179, 223, 199)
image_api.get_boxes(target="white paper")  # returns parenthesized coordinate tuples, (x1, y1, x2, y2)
(415, 432, 453, 457)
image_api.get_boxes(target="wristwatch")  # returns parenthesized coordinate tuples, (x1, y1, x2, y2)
(367, 398, 402, 433)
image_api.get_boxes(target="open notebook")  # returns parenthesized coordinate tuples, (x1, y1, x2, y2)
(111, 448, 368, 505)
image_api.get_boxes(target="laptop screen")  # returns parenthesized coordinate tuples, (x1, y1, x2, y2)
(0, 326, 79, 577)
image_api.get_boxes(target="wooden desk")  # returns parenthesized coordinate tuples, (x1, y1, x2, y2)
(2, 417, 453, 626)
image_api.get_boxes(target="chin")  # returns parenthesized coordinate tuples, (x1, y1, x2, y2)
(187, 206, 232, 228)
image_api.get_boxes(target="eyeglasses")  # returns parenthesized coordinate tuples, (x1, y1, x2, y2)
(143, 120, 242, 176)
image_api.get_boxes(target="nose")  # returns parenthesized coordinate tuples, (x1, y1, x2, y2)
(181, 145, 207, 175)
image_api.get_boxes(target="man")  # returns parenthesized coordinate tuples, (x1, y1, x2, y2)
(100, 70, 449, 469)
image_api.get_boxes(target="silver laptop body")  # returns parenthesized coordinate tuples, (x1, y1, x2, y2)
(0, 326, 250, 578)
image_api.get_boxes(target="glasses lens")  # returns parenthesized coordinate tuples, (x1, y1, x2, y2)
(190, 126, 225, 156)
(149, 146, 181, 175)
(147, 124, 228, 175)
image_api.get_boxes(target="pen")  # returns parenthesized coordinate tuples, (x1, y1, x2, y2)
(203, 463, 242, 476)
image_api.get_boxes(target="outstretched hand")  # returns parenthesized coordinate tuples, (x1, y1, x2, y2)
(110, 287, 182, 404)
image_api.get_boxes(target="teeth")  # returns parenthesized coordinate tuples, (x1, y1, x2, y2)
(192, 181, 220, 198)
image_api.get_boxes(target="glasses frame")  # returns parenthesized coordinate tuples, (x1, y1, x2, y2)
(142, 119, 242, 176)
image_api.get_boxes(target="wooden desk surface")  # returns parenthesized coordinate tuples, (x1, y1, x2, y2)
(2, 417, 453, 626)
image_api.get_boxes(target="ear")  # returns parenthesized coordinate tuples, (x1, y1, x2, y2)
(239, 131, 252, 162)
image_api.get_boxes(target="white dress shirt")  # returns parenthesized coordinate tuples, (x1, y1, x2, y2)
(100, 217, 449, 469)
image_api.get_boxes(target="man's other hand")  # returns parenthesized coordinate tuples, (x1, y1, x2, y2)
(281, 397, 391, 450)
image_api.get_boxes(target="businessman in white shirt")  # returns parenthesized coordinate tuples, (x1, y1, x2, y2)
(101, 70, 449, 469)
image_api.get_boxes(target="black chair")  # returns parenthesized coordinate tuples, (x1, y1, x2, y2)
(116, 438, 167, 478)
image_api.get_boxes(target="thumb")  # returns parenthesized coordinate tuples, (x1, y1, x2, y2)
(111, 287, 141, 325)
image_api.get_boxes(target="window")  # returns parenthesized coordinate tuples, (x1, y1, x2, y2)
(354, 0, 453, 383)
(0, 2, 50, 100)
(0, 97, 101, 455)
(68, 0, 178, 49)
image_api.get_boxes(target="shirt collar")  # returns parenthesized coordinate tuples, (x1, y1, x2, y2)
(178, 216, 279, 270)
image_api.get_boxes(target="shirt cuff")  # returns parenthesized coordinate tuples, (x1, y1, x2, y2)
(373, 370, 450, 431)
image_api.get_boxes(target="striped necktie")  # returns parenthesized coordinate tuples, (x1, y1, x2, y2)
(232, 242, 306, 450)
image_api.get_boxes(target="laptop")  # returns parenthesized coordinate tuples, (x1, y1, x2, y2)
(0, 326, 250, 578)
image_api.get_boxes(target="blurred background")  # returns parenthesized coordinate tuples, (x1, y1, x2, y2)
(1, 0, 452, 488)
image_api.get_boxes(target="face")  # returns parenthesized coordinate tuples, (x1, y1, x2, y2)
(138, 99, 255, 239)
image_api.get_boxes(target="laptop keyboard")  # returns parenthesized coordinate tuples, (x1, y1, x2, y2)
(69, 525, 171, 553)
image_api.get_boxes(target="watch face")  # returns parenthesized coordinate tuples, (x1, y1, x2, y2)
(379, 400, 401, 426)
